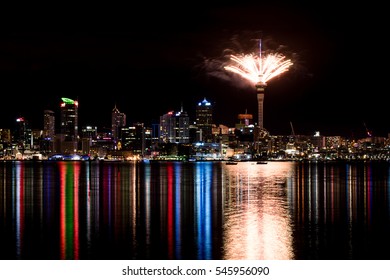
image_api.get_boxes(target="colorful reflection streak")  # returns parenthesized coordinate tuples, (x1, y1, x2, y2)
(0, 161, 58, 259)
(2, 161, 390, 260)
(0, 161, 220, 259)
(152, 162, 216, 259)
(59, 161, 80, 259)
(291, 161, 390, 259)
(13, 162, 24, 259)
(222, 162, 294, 259)
(194, 162, 213, 259)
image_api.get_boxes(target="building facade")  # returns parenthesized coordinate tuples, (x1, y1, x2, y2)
(14, 117, 31, 151)
(43, 110, 55, 140)
(195, 98, 213, 143)
(58, 97, 78, 153)
(111, 105, 126, 144)
(160, 108, 190, 144)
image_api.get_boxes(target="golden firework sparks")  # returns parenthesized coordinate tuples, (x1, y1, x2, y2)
(224, 40, 293, 86)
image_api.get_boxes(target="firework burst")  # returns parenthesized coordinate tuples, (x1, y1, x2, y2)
(224, 41, 293, 86)
(220, 39, 294, 132)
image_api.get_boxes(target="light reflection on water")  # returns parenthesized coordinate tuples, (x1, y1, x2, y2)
(222, 162, 295, 259)
(1, 160, 390, 260)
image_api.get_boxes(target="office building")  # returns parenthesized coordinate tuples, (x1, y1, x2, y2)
(43, 110, 55, 140)
(160, 107, 190, 144)
(58, 97, 78, 153)
(195, 98, 213, 142)
(112, 105, 126, 143)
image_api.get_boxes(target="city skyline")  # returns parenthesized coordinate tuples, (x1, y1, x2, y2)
(1, 3, 390, 276)
(2, 94, 387, 142)
(0, 2, 388, 139)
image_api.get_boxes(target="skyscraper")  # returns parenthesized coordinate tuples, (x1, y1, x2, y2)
(195, 98, 213, 143)
(175, 109, 190, 143)
(112, 105, 126, 143)
(14, 117, 31, 151)
(160, 108, 190, 144)
(120, 122, 144, 155)
(43, 110, 55, 140)
(59, 97, 78, 153)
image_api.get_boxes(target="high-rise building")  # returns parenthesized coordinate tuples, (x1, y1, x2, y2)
(195, 98, 213, 142)
(112, 105, 126, 143)
(175, 109, 190, 143)
(79, 125, 98, 155)
(40, 110, 55, 154)
(43, 110, 55, 140)
(121, 122, 144, 155)
(59, 97, 78, 153)
(160, 108, 190, 144)
(14, 117, 32, 150)
(160, 111, 175, 143)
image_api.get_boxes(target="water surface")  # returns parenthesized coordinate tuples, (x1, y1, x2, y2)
(1, 160, 389, 260)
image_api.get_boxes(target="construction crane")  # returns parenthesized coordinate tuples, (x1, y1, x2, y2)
(290, 121, 295, 137)
(363, 122, 372, 137)
(286, 121, 298, 157)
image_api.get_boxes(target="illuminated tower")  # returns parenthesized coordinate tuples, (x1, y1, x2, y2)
(195, 97, 213, 142)
(255, 80, 269, 157)
(223, 37, 293, 157)
(111, 105, 126, 143)
(255, 39, 267, 130)
(60, 97, 78, 153)
(224, 38, 293, 130)
(255, 81, 266, 129)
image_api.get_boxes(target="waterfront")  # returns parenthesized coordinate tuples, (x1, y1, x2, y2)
(1, 160, 390, 260)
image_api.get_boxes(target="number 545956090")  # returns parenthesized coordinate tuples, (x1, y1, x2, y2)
(215, 266, 269, 276)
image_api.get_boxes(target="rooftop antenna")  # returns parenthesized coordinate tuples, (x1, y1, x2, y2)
(259, 38, 263, 75)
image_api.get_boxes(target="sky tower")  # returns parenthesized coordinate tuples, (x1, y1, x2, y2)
(224, 38, 293, 132)
(255, 81, 266, 129)
(255, 39, 266, 130)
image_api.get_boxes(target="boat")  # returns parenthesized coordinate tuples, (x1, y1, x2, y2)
(225, 161, 238, 165)
(256, 161, 268, 164)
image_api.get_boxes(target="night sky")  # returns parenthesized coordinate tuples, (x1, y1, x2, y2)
(0, 2, 388, 139)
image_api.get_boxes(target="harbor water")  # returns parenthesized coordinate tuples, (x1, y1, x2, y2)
(1, 160, 390, 260)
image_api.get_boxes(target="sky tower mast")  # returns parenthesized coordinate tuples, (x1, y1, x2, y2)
(255, 38, 267, 130)
(223, 36, 293, 156)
